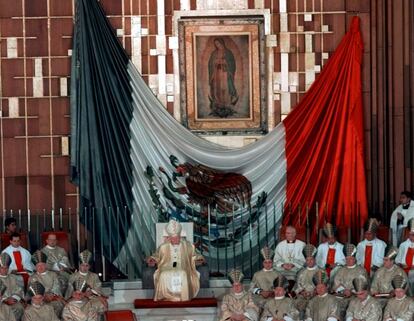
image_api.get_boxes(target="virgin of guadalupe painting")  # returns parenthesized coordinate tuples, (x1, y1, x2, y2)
(208, 38, 239, 118)
(195, 35, 251, 120)
(181, 20, 265, 133)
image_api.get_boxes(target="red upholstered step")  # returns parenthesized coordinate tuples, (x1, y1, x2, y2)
(134, 297, 217, 309)
(105, 310, 137, 321)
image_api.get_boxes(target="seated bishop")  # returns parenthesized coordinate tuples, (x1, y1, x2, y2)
(0, 282, 16, 321)
(41, 233, 72, 294)
(305, 270, 340, 321)
(28, 250, 65, 318)
(383, 275, 414, 321)
(0, 253, 24, 321)
(345, 278, 382, 321)
(396, 218, 414, 295)
(148, 220, 203, 301)
(292, 244, 323, 315)
(62, 279, 101, 321)
(370, 245, 407, 307)
(315, 223, 345, 277)
(260, 275, 299, 321)
(332, 243, 369, 318)
(356, 218, 386, 277)
(220, 269, 259, 321)
(65, 250, 107, 311)
(250, 246, 280, 309)
(273, 226, 305, 280)
(24, 281, 60, 321)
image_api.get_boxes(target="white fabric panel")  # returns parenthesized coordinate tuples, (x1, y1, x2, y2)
(114, 62, 287, 275)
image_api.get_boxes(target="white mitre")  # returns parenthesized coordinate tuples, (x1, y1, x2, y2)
(165, 220, 182, 236)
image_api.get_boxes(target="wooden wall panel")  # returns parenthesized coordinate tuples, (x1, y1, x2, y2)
(0, 0, 412, 222)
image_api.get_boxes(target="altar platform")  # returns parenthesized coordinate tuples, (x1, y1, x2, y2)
(107, 278, 235, 321)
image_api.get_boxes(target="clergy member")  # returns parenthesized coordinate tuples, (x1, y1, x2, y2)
(41, 233, 72, 293)
(356, 218, 386, 276)
(0, 253, 24, 321)
(2, 232, 34, 289)
(273, 226, 305, 280)
(370, 245, 407, 307)
(383, 275, 414, 321)
(332, 243, 368, 318)
(250, 246, 279, 308)
(315, 223, 345, 277)
(396, 218, 414, 295)
(305, 270, 340, 321)
(148, 219, 203, 301)
(62, 279, 101, 321)
(65, 250, 107, 311)
(0, 282, 16, 321)
(220, 269, 259, 321)
(260, 275, 299, 321)
(23, 281, 60, 321)
(390, 191, 414, 246)
(345, 278, 382, 321)
(28, 250, 65, 317)
(292, 244, 322, 316)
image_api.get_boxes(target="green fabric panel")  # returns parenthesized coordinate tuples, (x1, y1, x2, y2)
(70, 0, 134, 262)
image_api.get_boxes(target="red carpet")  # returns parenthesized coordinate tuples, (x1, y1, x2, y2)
(105, 310, 136, 321)
(134, 298, 217, 309)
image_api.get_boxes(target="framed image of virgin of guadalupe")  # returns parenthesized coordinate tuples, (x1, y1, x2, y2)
(179, 18, 267, 133)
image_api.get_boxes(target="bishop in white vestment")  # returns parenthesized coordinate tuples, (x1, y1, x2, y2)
(274, 226, 305, 280)
(315, 223, 345, 278)
(356, 219, 386, 276)
(149, 220, 203, 301)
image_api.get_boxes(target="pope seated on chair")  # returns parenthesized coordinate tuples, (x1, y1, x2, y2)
(146, 220, 204, 301)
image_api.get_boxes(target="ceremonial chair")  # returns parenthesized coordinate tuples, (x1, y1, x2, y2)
(105, 310, 137, 321)
(401, 227, 411, 242)
(0, 231, 30, 250)
(376, 225, 390, 242)
(142, 222, 210, 289)
(40, 231, 73, 264)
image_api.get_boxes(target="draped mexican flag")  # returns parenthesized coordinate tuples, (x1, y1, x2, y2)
(70, 0, 367, 275)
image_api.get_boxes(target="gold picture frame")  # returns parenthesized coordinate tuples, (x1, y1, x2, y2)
(179, 18, 267, 133)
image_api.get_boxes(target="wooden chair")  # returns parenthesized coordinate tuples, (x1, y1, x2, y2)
(105, 310, 137, 321)
(401, 227, 411, 242)
(0, 232, 30, 250)
(375, 225, 390, 243)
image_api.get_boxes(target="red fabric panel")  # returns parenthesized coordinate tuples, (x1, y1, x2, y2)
(405, 248, 414, 274)
(364, 244, 372, 275)
(134, 297, 217, 309)
(283, 17, 368, 242)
